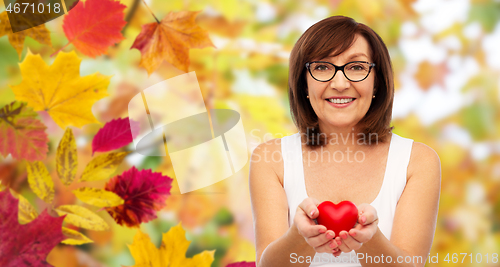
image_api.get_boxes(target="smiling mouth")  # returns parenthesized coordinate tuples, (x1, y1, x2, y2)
(326, 98, 355, 104)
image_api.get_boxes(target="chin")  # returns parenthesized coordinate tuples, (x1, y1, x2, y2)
(326, 120, 356, 128)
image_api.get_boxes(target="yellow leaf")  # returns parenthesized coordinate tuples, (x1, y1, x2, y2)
(61, 227, 93, 245)
(26, 161, 54, 204)
(73, 187, 124, 208)
(55, 205, 109, 231)
(127, 223, 215, 267)
(10, 50, 110, 129)
(0, 11, 52, 59)
(80, 151, 130, 182)
(131, 10, 215, 75)
(18, 194, 39, 224)
(0, 180, 5, 191)
(56, 127, 78, 185)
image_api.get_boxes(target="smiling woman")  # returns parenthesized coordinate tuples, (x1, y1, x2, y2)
(249, 16, 441, 267)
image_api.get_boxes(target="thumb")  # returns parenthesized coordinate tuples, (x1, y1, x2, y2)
(310, 198, 321, 219)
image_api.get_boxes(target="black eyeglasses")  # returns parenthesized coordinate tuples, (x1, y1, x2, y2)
(305, 61, 376, 82)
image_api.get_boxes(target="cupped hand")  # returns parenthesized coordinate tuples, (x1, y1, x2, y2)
(334, 203, 378, 253)
(293, 197, 340, 254)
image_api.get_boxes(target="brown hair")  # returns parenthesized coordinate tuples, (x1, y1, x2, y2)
(288, 16, 394, 147)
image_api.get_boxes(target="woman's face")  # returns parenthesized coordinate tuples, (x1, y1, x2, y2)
(306, 34, 375, 131)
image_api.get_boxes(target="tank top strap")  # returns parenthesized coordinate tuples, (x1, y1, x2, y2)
(384, 133, 414, 205)
(281, 132, 307, 226)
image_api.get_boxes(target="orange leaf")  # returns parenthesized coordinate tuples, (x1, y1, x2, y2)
(61, 0, 126, 58)
(0, 101, 48, 161)
(414, 61, 449, 90)
(131, 10, 215, 75)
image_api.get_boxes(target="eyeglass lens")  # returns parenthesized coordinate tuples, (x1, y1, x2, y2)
(308, 62, 371, 81)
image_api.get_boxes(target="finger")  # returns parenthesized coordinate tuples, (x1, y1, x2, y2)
(298, 198, 320, 219)
(348, 225, 376, 243)
(358, 205, 378, 225)
(349, 227, 368, 241)
(313, 239, 339, 254)
(299, 223, 328, 238)
(334, 236, 352, 253)
(295, 205, 322, 228)
(306, 230, 336, 247)
(348, 229, 362, 243)
(340, 230, 362, 250)
(332, 249, 342, 257)
(310, 197, 321, 206)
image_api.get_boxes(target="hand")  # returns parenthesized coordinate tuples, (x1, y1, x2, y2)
(293, 197, 340, 254)
(334, 203, 378, 254)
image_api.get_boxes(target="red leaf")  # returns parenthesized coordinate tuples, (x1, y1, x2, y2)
(92, 117, 139, 155)
(226, 262, 256, 267)
(0, 101, 48, 161)
(105, 166, 173, 227)
(62, 0, 126, 58)
(0, 190, 65, 267)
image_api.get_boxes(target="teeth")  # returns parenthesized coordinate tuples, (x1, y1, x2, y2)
(328, 98, 353, 104)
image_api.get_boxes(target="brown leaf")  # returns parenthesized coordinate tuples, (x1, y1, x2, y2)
(0, 11, 52, 59)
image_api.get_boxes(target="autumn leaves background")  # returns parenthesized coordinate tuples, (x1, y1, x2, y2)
(1, 0, 247, 266)
(1, 0, 500, 266)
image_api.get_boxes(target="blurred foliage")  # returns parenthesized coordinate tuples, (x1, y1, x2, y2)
(1, 0, 500, 266)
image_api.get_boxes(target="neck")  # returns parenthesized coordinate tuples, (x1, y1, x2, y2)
(314, 122, 378, 150)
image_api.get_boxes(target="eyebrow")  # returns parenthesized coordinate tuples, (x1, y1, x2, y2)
(322, 53, 369, 61)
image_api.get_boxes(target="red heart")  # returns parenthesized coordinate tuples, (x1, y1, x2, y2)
(316, 201, 358, 236)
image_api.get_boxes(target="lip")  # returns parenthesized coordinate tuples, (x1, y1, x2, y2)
(325, 98, 356, 108)
(325, 96, 356, 99)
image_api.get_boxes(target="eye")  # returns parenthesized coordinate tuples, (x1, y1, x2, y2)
(314, 64, 330, 71)
(348, 64, 367, 71)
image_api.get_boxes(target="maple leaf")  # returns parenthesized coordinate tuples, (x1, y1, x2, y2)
(10, 50, 110, 129)
(11, 191, 93, 245)
(0, 11, 52, 59)
(92, 117, 140, 155)
(126, 223, 215, 267)
(105, 166, 172, 227)
(60, 0, 126, 58)
(0, 190, 65, 267)
(131, 10, 215, 75)
(0, 101, 48, 161)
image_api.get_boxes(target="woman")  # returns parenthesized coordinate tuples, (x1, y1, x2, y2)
(249, 16, 441, 267)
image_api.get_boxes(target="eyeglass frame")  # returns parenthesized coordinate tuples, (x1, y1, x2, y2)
(305, 61, 376, 82)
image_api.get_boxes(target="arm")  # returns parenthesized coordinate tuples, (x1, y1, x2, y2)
(249, 140, 338, 267)
(336, 142, 441, 267)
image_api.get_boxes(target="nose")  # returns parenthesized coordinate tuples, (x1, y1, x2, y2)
(329, 69, 350, 92)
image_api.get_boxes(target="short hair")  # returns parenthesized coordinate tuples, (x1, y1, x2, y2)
(288, 16, 394, 147)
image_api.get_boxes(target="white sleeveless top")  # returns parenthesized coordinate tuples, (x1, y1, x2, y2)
(282, 132, 413, 266)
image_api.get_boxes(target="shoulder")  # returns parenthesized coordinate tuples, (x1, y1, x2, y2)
(250, 138, 285, 186)
(407, 141, 441, 183)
